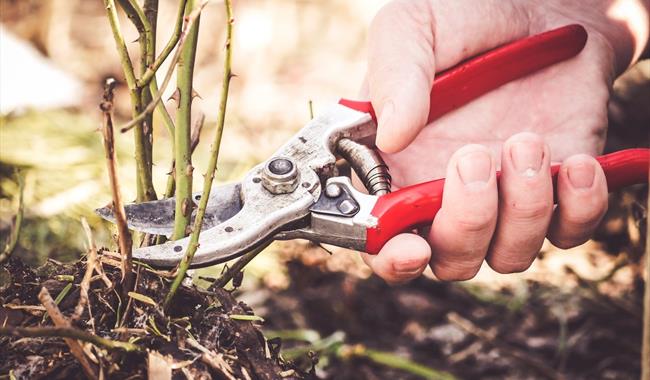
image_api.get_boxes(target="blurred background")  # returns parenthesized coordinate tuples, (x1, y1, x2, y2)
(1, 0, 648, 378)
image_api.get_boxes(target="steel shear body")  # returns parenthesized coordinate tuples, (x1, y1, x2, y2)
(97, 24, 650, 268)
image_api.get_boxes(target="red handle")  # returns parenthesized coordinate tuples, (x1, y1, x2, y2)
(365, 149, 650, 254)
(339, 24, 588, 123)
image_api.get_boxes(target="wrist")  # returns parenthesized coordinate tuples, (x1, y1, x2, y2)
(601, 0, 650, 72)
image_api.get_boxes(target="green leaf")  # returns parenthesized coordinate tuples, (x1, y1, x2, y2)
(128, 291, 156, 306)
(229, 314, 264, 322)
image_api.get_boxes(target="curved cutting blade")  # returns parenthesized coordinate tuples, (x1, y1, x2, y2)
(95, 182, 242, 236)
(130, 161, 317, 268)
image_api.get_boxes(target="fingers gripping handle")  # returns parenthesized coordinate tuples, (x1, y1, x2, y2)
(365, 149, 650, 254)
(339, 24, 588, 124)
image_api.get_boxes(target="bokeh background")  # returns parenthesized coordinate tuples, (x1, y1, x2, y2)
(1, 0, 648, 378)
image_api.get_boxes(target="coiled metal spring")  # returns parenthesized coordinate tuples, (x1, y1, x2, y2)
(336, 138, 392, 196)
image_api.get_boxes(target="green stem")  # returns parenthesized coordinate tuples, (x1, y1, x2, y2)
(143, 0, 158, 32)
(118, 2, 206, 134)
(130, 88, 154, 201)
(171, 0, 202, 240)
(356, 347, 458, 380)
(0, 172, 24, 264)
(164, 0, 234, 309)
(0, 326, 140, 352)
(156, 112, 204, 246)
(112, 0, 157, 202)
(140, 0, 157, 201)
(163, 112, 203, 199)
(138, 0, 188, 88)
(151, 79, 176, 138)
(119, 0, 178, 191)
(103, 0, 137, 91)
(209, 243, 268, 290)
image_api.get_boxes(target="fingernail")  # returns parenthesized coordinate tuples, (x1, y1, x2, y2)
(378, 101, 394, 128)
(510, 140, 544, 176)
(567, 161, 595, 189)
(457, 149, 492, 187)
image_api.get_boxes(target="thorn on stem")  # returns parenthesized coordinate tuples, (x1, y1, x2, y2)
(169, 88, 181, 106)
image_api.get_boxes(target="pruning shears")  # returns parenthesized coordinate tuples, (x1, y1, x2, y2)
(97, 24, 650, 268)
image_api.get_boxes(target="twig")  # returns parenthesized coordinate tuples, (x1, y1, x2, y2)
(565, 265, 642, 320)
(186, 337, 236, 380)
(209, 243, 268, 290)
(642, 180, 650, 380)
(41, 282, 73, 323)
(0, 326, 140, 352)
(308, 99, 314, 119)
(39, 288, 98, 379)
(100, 78, 134, 296)
(119, 2, 207, 134)
(94, 255, 114, 288)
(447, 312, 561, 379)
(71, 218, 98, 322)
(0, 172, 24, 264)
(163, 0, 234, 309)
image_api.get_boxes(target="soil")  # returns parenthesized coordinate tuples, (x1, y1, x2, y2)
(261, 256, 644, 379)
(1, 196, 646, 380)
(0, 256, 306, 380)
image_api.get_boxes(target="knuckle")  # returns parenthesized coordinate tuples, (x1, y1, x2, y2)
(431, 261, 481, 281)
(562, 202, 608, 228)
(487, 254, 533, 274)
(505, 199, 552, 222)
(374, 0, 433, 29)
(550, 236, 585, 250)
(454, 210, 495, 233)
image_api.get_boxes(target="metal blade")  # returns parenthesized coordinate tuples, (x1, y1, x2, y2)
(95, 182, 242, 236)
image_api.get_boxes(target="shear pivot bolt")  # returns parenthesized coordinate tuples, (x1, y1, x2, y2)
(268, 158, 293, 175)
(325, 183, 342, 198)
(262, 157, 299, 194)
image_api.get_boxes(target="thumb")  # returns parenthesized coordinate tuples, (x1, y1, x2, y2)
(367, 0, 435, 153)
(367, 0, 533, 153)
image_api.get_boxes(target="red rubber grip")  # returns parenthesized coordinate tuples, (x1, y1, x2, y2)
(365, 149, 650, 254)
(339, 24, 588, 124)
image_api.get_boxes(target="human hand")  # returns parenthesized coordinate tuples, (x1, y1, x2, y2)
(360, 0, 649, 282)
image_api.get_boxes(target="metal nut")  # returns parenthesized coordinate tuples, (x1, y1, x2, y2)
(262, 157, 299, 194)
(325, 183, 342, 198)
